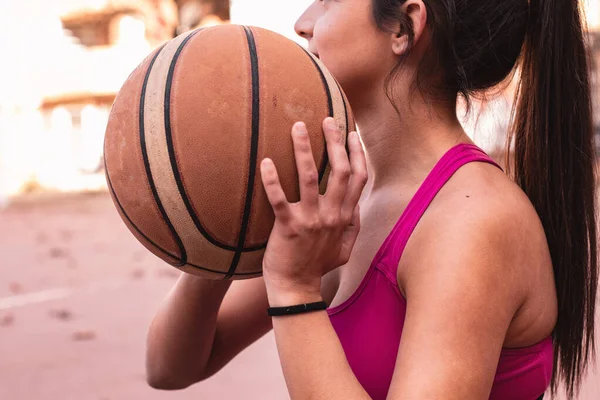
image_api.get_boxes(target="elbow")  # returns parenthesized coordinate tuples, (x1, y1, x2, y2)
(146, 364, 207, 390)
(146, 375, 183, 391)
(146, 371, 197, 391)
(146, 368, 182, 390)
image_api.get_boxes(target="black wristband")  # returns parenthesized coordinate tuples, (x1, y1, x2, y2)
(267, 301, 327, 317)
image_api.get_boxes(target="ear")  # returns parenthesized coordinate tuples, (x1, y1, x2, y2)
(391, 0, 428, 56)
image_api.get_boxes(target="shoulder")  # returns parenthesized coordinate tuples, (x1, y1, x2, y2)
(398, 160, 547, 306)
(434, 159, 542, 239)
(419, 159, 545, 253)
(386, 165, 548, 400)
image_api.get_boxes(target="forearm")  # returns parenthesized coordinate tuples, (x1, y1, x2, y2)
(146, 273, 231, 388)
(267, 284, 371, 400)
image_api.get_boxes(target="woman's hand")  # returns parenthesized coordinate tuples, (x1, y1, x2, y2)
(259, 117, 368, 306)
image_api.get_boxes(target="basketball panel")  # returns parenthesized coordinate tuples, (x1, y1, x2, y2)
(142, 29, 237, 273)
(171, 25, 252, 248)
(104, 47, 182, 259)
(232, 247, 265, 275)
(242, 26, 332, 248)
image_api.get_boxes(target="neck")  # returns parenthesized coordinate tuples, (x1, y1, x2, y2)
(349, 88, 471, 197)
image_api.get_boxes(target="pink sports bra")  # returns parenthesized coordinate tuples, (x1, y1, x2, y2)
(328, 143, 553, 400)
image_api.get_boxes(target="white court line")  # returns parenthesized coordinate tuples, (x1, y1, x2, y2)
(0, 281, 127, 311)
(0, 288, 73, 310)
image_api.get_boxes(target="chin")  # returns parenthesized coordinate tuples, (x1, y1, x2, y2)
(320, 60, 366, 103)
(332, 74, 362, 101)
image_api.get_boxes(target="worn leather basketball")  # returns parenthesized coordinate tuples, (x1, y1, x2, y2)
(103, 24, 355, 280)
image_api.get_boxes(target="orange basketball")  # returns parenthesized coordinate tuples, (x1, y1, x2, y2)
(103, 25, 355, 280)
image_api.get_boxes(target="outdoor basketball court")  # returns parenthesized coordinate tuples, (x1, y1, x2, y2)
(0, 192, 599, 399)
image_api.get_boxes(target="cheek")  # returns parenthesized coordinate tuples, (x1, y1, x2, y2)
(312, 8, 393, 94)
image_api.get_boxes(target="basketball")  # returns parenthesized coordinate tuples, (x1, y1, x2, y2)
(103, 24, 355, 280)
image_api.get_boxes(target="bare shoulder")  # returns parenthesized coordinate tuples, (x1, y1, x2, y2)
(427, 160, 546, 248)
(387, 162, 556, 398)
(398, 160, 551, 304)
(434, 160, 545, 241)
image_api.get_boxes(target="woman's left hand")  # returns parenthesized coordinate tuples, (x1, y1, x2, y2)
(259, 117, 368, 305)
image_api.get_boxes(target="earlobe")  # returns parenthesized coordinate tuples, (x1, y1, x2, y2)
(392, 35, 409, 56)
(390, 0, 427, 55)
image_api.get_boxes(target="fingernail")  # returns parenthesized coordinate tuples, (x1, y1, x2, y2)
(295, 122, 307, 134)
(326, 117, 337, 129)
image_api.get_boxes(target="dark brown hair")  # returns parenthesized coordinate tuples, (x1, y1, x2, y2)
(372, 0, 597, 396)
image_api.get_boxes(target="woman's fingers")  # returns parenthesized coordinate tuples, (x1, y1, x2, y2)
(341, 131, 368, 220)
(262, 120, 367, 234)
(322, 118, 351, 211)
(339, 204, 361, 265)
(291, 122, 320, 212)
(260, 158, 291, 221)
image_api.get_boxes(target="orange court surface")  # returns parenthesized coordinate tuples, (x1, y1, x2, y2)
(1, 191, 600, 400)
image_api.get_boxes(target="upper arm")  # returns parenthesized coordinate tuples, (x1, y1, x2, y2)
(387, 201, 527, 399)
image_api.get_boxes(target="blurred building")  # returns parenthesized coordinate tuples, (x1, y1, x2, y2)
(0, 0, 598, 202)
(0, 0, 177, 199)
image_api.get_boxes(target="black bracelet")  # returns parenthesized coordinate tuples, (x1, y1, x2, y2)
(267, 301, 328, 317)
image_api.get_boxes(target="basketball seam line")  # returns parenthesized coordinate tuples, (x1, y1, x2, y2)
(105, 38, 262, 276)
(223, 26, 262, 280)
(104, 165, 180, 263)
(333, 78, 351, 155)
(105, 158, 259, 275)
(296, 43, 333, 183)
(165, 28, 267, 253)
(139, 44, 188, 268)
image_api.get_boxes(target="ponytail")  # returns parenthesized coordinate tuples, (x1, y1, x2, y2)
(508, 0, 597, 396)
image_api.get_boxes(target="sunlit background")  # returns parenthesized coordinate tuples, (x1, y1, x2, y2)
(0, 0, 319, 202)
(0, 0, 598, 201)
(0, 1, 599, 399)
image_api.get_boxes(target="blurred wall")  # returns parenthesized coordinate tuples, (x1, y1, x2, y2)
(0, 1, 167, 201)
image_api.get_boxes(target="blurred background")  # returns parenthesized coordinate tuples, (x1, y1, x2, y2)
(0, 1, 599, 399)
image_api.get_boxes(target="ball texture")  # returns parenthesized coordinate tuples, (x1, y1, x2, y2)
(104, 25, 355, 280)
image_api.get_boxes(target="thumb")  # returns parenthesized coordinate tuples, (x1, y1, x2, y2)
(338, 204, 361, 265)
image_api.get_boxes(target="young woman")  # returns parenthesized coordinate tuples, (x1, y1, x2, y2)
(145, 1, 597, 398)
